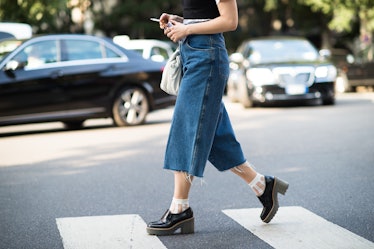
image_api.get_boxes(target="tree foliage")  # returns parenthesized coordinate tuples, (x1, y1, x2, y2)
(90, 0, 182, 39)
(0, 0, 72, 33)
(299, 0, 374, 33)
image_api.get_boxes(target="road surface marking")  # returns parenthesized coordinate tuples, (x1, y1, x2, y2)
(223, 206, 374, 249)
(56, 214, 166, 249)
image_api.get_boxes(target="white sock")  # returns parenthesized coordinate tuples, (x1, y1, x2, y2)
(248, 173, 265, 196)
(169, 198, 189, 214)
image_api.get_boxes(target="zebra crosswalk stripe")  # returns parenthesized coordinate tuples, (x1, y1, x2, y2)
(56, 214, 166, 249)
(56, 207, 373, 249)
(223, 206, 374, 249)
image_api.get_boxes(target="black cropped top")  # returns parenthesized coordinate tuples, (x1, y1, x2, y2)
(183, 0, 220, 19)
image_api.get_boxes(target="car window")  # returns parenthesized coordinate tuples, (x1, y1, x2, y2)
(63, 39, 103, 61)
(150, 47, 169, 60)
(12, 40, 57, 68)
(105, 46, 121, 58)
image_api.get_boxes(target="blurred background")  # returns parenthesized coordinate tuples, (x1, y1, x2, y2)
(1, 0, 373, 53)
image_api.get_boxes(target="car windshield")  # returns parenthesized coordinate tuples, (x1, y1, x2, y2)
(248, 39, 319, 64)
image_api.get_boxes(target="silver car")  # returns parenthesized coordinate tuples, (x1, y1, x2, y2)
(227, 36, 337, 107)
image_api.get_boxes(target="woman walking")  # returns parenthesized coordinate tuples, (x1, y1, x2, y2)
(147, 0, 289, 236)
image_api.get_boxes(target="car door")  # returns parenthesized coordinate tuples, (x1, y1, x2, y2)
(0, 39, 68, 125)
(56, 38, 127, 116)
(346, 46, 374, 89)
(362, 61, 374, 86)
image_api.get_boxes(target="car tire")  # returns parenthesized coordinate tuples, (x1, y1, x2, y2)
(238, 81, 254, 108)
(350, 86, 357, 92)
(227, 83, 238, 102)
(227, 77, 239, 103)
(63, 120, 84, 130)
(112, 87, 149, 126)
(322, 97, 335, 105)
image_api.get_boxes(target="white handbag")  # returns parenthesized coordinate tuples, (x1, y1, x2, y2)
(160, 47, 181, 95)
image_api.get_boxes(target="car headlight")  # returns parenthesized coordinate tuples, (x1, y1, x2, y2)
(246, 68, 276, 86)
(315, 65, 337, 82)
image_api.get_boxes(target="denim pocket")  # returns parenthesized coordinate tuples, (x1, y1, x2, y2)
(183, 35, 214, 75)
(185, 35, 214, 51)
(182, 34, 229, 83)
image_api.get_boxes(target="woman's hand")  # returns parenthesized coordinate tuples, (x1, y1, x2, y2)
(159, 13, 171, 29)
(164, 20, 188, 43)
(159, 13, 186, 42)
(159, 13, 183, 29)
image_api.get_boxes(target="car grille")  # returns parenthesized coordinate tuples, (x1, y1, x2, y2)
(273, 67, 314, 86)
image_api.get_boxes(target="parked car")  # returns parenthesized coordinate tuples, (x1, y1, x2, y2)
(331, 46, 374, 92)
(0, 34, 175, 129)
(346, 57, 374, 92)
(227, 36, 337, 107)
(113, 37, 176, 62)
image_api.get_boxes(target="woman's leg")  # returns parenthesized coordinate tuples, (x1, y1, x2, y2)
(231, 161, 289, 223)
(230, 161, 257, 183)
(146, 171, 195, 236)
(169, 171, 193, 214)
(173, 171, 193, 198)
(230, 161, 266, 196)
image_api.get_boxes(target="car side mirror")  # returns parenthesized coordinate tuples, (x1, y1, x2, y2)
(5, 60, 22, 71)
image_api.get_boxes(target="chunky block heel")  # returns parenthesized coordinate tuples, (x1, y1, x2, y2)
(258, 176, 289, 223)
(275, 177, 289, 195)
(181, 218, 194, 234)
(146, 207, 195, 236)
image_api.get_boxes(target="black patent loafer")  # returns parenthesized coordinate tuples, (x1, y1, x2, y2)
(258, 176, 289, 223)
(146, 207, 194, 236)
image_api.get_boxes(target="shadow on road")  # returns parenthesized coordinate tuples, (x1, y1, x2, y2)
(0, 117, 172, 138)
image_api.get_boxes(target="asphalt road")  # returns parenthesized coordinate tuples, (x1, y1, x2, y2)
(0, 93, 373, 249)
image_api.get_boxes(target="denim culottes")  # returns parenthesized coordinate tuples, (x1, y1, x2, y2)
(164, 33, 246, 177)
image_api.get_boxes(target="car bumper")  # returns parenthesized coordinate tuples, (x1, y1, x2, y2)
(250, 82, 335, 103)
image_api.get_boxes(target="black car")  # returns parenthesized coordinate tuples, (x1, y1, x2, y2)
(227, 36, 337, 107)
(331, 46, 374, 92)
(346, 59, 374, 91)
(0, 34, 175, 129)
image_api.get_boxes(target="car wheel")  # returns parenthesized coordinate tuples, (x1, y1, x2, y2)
(238, 81, 253, 108)
(350, 86, 357, 92)
(322, 97, 335, 105)
(227, 83, 238, 102)
(241, 92, 254, 108)
(112, 87, 149, 126)
(227, 77, 239, 103)
(63, 120, 84, 130)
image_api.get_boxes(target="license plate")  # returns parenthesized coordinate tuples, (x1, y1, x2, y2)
(285, 84, 307, 95)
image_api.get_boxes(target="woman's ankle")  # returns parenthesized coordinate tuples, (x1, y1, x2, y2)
(169, 198, 189, 214)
